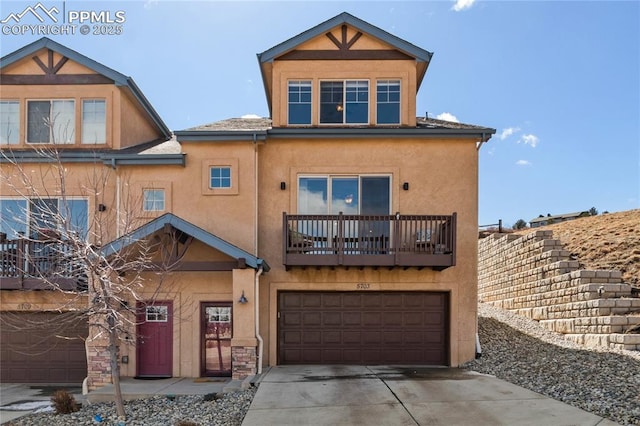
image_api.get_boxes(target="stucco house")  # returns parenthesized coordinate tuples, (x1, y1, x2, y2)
(0, 12, 494, 389)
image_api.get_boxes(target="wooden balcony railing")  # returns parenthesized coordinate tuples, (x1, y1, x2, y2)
(283, 212, 456, 270)
(0, 238, 83, 290)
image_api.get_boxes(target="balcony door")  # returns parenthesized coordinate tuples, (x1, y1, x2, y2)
(298, 176, 390, 244)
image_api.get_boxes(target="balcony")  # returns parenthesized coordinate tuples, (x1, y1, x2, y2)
(0, 237, 83, 290)
(283, 212, 456, 270)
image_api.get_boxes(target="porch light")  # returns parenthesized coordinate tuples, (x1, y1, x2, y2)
(336, 104, 343, 112)
(239, 291, 248, 304)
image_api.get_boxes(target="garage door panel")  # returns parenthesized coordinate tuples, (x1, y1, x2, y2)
(1, 312, 88, 384)
(279, 291, 448, 366)
(362, 312, 382, 325)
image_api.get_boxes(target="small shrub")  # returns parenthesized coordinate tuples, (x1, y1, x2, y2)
(51, 389, 80, 414)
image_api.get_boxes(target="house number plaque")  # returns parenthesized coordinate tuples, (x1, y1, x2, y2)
(356, 283, 370, 289)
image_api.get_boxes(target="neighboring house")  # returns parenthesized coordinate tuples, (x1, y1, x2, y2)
(529, 211, 590, 228)
(0, 12, 494, 389)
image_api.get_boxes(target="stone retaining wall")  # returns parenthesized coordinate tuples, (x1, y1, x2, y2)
(478, 230, 640, 351)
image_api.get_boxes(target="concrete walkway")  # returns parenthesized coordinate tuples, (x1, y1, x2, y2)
(242, 365, 620, 426)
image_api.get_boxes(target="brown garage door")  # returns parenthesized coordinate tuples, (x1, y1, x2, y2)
(0, 312, 88, 384)
(278, 291, 448, 365)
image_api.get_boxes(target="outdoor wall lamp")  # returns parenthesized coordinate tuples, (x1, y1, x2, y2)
(239, 291, 248, 304)
(280, 181, 286, 190)
(98, 203, 107, 212)
(403, 182, 409, 191)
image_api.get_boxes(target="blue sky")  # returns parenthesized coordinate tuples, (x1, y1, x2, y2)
(1, 0, 638, 226)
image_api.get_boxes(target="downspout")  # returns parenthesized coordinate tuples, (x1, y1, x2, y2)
(252, 132, 264, 374)
(110, 158, 122, 237)
(255, 265, 264, 374)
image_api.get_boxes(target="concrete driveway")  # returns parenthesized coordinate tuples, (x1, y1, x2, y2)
(242, 365, 619, 426)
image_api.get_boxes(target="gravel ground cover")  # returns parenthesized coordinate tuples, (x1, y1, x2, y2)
(8, 302, 640, 425)
(464, 303, 640, 426)
(6, 389, 255, 426)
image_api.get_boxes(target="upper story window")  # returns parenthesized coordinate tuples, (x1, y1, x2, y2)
(288, 81, 312, 125)
(27, 100, 75, 144)
(0, 101, 19, 144)
(376, 80, 400, 125)
(143, 189, 165, 212)
(0, 197, 89, 240)
(82, 99, 106, 144)
(320, 80, 368, 125)
(210, 166, 232, 189)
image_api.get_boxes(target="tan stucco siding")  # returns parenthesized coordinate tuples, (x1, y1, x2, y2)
(256, 136, 479, 367)
(118, 90, 163, 149)
(1, 50, 95, 76)
(117, 271, 234, 378)
(270, 60, 417, 127)
(0, 85, 119, 148)
(158, 142, 258, 255)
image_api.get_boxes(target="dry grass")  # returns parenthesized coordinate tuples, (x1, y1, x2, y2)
(516, 209, 640, 285)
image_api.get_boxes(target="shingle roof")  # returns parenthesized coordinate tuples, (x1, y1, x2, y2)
(185, 118, 272, 132)
(101, 213, 269, 271)
(181, 117, 492, 132)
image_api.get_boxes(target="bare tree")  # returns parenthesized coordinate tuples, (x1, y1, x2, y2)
(0, 145, 176, 419)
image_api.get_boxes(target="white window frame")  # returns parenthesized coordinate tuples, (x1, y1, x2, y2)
(376, 80, 401, 125)
(143, 189, 165, 212)
(209, 166, 232, 189)
(26, 99, 75, 144)
(287, 80, 312, 125)
(82, 99, 106, 144)
(319, 80, 370, 125)
(0, 100, 20, 144)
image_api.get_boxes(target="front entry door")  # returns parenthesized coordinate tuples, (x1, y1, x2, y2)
(136, 301, 173, 377)
(201, 302, 232, 376)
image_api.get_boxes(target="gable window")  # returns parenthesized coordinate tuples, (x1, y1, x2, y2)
(320, 80, 368, 124)
(288, 81, 312, 125)
(0, 101, 19, 144)
(82, 99, 106, 144)
(210, 166, 232, 189)
(143, 189, 165, 212)
(27, 100, 75, 144)
(377, 80, 400, 124)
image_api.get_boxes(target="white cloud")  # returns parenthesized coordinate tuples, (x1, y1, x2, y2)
(241, 114, 261, 119)
(498, 127, 520, 140)
(518, 134, 539, 148)
(452, 0, 476, 12)
(436, 112, 459, 123)
(516, 160, 532, 166)
(144, 0, 158, 9)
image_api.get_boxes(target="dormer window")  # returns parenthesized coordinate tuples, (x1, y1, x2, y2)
(320, 80, 368, 125)
(27, 99, 75, 144)
(376, 80, 400, 125)
(288, 81, 312, 125)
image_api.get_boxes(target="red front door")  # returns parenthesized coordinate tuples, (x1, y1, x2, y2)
(137, 301, 173, 377)
(201, 302, 232, 376)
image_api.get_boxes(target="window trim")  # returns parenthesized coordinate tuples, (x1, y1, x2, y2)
(376, 80, 401, 125)
(142, 188, 166, 212)
(209, 166, 232, 189)
(81, 99, 106, 144)
(287, 80, 312, 126)
(0, 100, 20, 145)
(26, 99, 76, 144)
(319, 79, 370, 126)
(0, 196, 89, 240)
(297, 174, 392, 215)
(201, 159, 239, 196)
